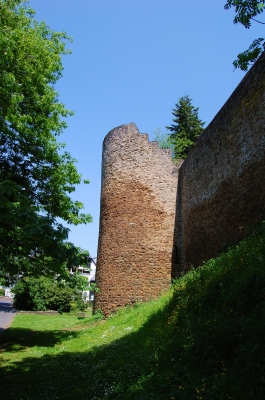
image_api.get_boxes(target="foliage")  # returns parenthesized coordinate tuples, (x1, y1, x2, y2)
(65, 271, 90, 292)
(0, 0, 91, 277)
(0, 288, 5, 296)
(152, 127, 174, 151)
(89, 282, 100, 294)
(166, 95, 205, 159)
(67, 287, 87, 312)
(225, 0, 265, 70)
(78, 307, 104, 327)
(1, 224, 265, 398)
(61, 245, 90, 273)
(12, 276, 87, 313)
(0, 277, 6, 286)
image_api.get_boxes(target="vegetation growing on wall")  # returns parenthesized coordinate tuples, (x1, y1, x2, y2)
(152, 127, 174, 151)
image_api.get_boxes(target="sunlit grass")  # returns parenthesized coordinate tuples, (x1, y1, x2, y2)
(1, 223, 265, 399)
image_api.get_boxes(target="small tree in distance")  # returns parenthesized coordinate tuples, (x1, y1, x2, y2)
(152, 127, 174, 151)
(166, 95, 205, 159)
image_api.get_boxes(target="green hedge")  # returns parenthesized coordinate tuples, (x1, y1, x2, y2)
(12, 277, 87, 313)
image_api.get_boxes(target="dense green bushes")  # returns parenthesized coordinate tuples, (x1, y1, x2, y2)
(12, 276, 87, 313)
(0, 288, 5, 296)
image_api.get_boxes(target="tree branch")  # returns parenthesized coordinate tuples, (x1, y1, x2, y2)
(251, 17, 265, 24)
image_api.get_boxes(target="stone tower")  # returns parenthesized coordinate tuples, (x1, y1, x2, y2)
(94, 123, 180, 315)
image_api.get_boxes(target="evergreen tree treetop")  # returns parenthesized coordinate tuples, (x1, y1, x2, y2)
(166, 95, 205, 159)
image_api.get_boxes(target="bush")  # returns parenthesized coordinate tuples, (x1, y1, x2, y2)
(12, 277, 87, 313)
(0, 288, 5, 296)
(48, 285, 73, 313)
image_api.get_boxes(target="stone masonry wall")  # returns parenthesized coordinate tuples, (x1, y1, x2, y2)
(175, 52, 265, 273)
(94, 123, 180, 315)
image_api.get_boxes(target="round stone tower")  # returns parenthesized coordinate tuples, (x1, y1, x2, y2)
(94, 123, 180, 315)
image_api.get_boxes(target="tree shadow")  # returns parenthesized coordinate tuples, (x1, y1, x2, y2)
(0, 297, 182, 400)
(0, 281, 261, 400)
(0, 327, 81, 353)
(0, 301, 16, 313)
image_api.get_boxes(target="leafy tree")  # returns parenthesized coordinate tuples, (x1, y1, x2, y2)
(66, 271, 100, 303)
(68, 272, 89, 292)
(0, 0, 91, 277)
(166, 95, 205, 159)
(225, 0, 265, 70)
(152, 127, 174, 151)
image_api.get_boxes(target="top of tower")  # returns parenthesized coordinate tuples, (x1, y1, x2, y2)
(104, 123, 139, 144)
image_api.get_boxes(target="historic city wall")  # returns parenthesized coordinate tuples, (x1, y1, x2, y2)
(94, 123, 180, 315)
(94, 53, 265, 315)
(175, 52, 265, 272)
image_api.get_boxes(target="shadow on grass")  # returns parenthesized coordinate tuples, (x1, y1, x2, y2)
(0, 295, 242, 400)
(0, 327, 81, 352)
(0, 295, 264, 400)
(0, 301, 16, 313)
(1, 231, 265, 400)
(0, 299, 179, 400)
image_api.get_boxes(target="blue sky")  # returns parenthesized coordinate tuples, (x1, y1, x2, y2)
(29, 0, 263, 257)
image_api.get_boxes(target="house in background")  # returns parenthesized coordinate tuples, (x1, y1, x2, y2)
(4, 288, 14, 298)
(76, 257, 97, 302)
(2, 258, 97, 301)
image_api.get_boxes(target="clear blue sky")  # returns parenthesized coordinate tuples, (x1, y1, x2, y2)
(29, 0, 263, 257)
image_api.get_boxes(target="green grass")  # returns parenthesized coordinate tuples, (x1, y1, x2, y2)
(1, 224, 265, 399)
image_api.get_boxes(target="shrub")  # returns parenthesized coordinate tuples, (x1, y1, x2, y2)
(12, 276, 87, 313)
(0, 288, 5, 296)
(48, 285, 73, 313)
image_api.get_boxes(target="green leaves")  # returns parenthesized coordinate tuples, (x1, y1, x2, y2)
(152, 127, 174, 151)
(233, 37, 265, 70)
(12, 276, 88, 312)
(0, 1, 91, 276)
(224, 1, 265, 70)
(224, 0, 265, 28)
(68, 272, 89, 291)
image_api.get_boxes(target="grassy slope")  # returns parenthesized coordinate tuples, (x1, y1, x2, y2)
(1, 224, 265, 399)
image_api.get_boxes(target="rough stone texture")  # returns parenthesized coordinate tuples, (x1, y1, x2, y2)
(94, 123, 180, 315)
(175, 52, 265, 273)
(94, 54, 265, 314)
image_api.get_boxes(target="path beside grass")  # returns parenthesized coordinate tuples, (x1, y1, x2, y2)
(0, 299, 16, 334)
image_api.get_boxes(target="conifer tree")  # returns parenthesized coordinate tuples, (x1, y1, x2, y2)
(166, 95, 205, 159)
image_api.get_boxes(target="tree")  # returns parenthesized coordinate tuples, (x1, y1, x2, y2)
(166, 95, 205, 159)
(152, 127, 174, 151)
(0, 0, 91, 277)
(224, 1, 265, 70)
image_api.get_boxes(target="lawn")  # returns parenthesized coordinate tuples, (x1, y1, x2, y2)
(0, 299, 169, 399)
(1, 223, 265, 399)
